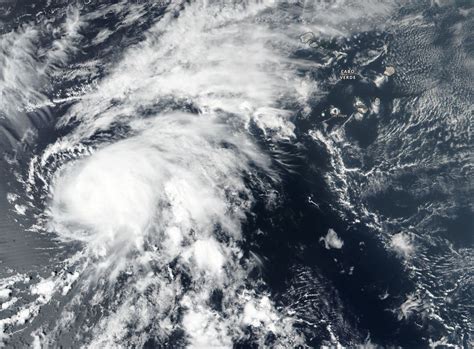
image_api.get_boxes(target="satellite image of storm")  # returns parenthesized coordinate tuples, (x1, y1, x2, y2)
(0, 0, 472, 348)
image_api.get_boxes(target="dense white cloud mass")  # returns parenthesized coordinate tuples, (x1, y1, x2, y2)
(50, 115, 267, 254)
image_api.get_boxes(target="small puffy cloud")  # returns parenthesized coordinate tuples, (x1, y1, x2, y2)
(320, 229, 344, 250)
(0, 288, 12, 300)
(390, 232, 414, 258)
